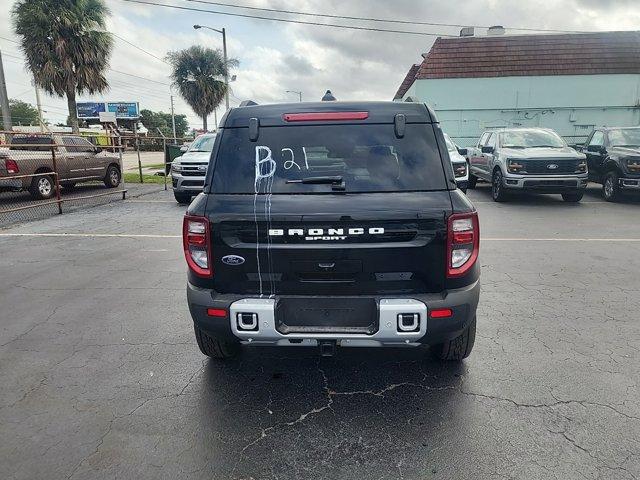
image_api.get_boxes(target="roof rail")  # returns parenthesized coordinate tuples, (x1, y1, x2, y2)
(239, 100, 259, 107)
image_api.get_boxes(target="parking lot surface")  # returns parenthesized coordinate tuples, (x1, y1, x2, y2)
(1, 185, 639, 479)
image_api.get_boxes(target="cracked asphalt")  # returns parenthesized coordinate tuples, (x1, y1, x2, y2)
(1, 184, 639, 479)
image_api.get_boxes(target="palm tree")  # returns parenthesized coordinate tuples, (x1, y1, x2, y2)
(12, 0, 113, 133)
(167, 46, 238, 131)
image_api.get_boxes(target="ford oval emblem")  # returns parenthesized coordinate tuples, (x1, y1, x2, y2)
(547, 163, 559, 170)
(222, 255, 245, 266)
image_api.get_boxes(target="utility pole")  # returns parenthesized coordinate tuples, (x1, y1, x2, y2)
(0, 50, 12, 132)
(34, 79, 45, 132)
(170, 94, 177, 142)
(213, 108, 218, 131)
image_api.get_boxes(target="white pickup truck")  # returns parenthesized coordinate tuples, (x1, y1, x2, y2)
(0, 133, 122, 199)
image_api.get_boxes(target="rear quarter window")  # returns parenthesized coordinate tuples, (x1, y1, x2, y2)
(9, 135, 53, 151)
(210, 123, 447, 193)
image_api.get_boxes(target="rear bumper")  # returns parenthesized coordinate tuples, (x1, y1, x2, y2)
(187, 280, 480, 348)
(502, 173, 588, 192)
(0, 178, 24, 190)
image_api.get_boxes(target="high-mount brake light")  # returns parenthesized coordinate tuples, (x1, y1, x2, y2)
(282, 111, 369, 122)
(446, 212, 479, 278)
(183, 215, 212, 277)
(5, 159, 19, 174)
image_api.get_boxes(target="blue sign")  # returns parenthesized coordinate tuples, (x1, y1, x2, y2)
(107, 102, 139, 119)
(76, 101, 139, 119)
(77, 102, 106, 119)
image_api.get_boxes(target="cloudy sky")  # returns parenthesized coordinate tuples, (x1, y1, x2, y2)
(1, 0, 639, 129)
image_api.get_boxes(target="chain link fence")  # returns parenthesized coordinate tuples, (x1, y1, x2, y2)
(0, 130, 192, 228)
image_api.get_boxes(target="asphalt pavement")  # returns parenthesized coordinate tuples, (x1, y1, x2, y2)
(0, 185, 639, 479)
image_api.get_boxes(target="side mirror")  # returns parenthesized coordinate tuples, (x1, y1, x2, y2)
(94, 146, 102, 154)
(457, 148, 468, 156)
(587, 144, 605, 154)
(481, 146, 494, 154)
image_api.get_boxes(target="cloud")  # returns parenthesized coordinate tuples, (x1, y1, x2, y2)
(1, 0, 639, 128)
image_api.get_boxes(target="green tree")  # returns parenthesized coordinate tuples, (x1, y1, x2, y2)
(166, 46, 238, 131)
(12, 0, 113, 133)
(2, 99, 40, 127)
(140, 109, 189, 138)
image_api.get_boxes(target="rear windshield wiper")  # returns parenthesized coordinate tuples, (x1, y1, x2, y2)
(286, 175, 345, 191)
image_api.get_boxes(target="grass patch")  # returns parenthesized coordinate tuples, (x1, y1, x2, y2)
(144, 162, 167, 169)
(123, 172, 167, 184)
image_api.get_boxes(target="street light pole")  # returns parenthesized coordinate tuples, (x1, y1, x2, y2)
(194, 24, 230, 112)
(221, 28, 229, 112)
(286, 90, 303, 102)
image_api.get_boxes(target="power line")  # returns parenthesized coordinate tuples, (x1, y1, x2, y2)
(118, 0, 459, 37)
(186, 0, 587, 34)
(2, 41, 171, 87)
(0, 35, 19, 44)
(110, 32, 169, 64)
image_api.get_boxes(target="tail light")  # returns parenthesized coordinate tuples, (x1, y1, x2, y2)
(183, 215, 212, 277)
(5, 159, 19, 174)
(446, 212, 479, 278)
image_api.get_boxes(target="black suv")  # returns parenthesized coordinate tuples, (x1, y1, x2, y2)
(580, 127, 640, 201)
(184, 101, 480, 361)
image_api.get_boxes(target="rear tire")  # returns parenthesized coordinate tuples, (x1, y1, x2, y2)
(431, 317, 476, 361)
(28, 173, 55, 200)
(174, 192, 192, 204)
(603, 171, 621, 202)
(467, 171, 478, 189)
(104, 165, 121, 188)
(194, 325, 240, 359)
(491, 169, 508, 202)
(562, 191, 583, 202)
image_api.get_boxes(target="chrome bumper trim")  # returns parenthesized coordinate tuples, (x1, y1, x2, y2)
(229, 298, 428, 347)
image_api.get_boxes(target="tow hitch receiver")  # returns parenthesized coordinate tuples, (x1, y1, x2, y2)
(319, 340, 336, 357)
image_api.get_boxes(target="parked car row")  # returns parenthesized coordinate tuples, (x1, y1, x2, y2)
(460, 126, 640, 203)
(0, 134, 122, 199)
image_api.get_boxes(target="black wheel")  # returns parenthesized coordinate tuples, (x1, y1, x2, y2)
(431, 317, 476, 361)
(562, 191, 583, 202)
(194, 325, 240, 359)
(104, 165, 121, 188)
(174, 192, 192, 204)
(467, 170, 478, 189)
(28, 173, 55, 200)
(61, 182, 76, 190)
(491, 169, 508, 202)
(603, 171, 621, 202)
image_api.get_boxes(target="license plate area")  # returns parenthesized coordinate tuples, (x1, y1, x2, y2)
(275, 297, 377, 335)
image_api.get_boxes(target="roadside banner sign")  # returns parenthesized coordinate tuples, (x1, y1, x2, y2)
(77, 101, 139, 119)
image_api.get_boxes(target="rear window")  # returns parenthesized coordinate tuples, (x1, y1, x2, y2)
(9, 135, 53, 151)
(211, 124, 447, 193)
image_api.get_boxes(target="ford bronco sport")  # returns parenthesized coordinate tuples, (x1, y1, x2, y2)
(184, 101, 480, 361)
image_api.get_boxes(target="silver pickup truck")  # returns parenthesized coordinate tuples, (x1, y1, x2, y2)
(0, 134, 122, 199)
(467, 127, 588, 202)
